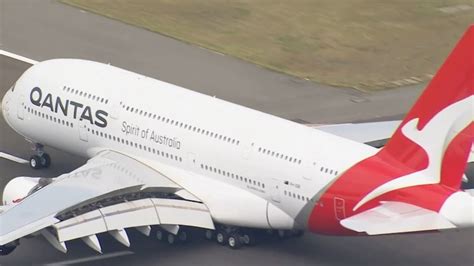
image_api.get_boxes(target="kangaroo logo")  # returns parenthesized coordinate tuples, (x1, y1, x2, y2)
(354, 95, 473, 211)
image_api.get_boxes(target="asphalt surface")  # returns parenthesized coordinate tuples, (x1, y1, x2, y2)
(0, 1, 473, 266)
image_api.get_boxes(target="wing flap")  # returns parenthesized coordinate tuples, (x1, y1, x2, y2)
(52, 198, 213, 243)
(340, 201, 456, 235)
(54, 210, 108, 242)
(99, 199, 160, 232)
(152, 198, 214, 229)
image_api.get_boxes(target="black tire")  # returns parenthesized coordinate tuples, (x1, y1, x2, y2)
(156, 230, 164, 241)
(178, 230, 188, 242)
(277, 230, 287, 239)
(166, 233, 176, 245)
(242, 231, 256, 246)
(216, 231, 228, 245)
(40, 153, 51, 168)
(0, 245, 16, 256)
(29, 155, 42, 169)
(204, 230, 214, 240)
(293, 230, 304, 238)
(228, 234, 242, 249)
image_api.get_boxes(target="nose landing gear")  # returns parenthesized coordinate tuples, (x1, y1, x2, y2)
(29, 143, 51, 170)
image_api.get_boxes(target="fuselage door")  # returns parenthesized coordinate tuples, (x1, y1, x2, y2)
(270, 178, 281, 203)
(17, 94, 25, 120)
(109, 101, 121, 120)
(79, 120, 88, 142)
(187, 152, 196, 168)
(334, 197, 346, 220)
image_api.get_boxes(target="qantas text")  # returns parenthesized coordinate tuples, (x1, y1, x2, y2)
(30, 87, 108, 128)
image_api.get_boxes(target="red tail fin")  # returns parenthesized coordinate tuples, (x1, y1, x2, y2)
(382, 25, 474, 189)
(308, 26, 473, 234)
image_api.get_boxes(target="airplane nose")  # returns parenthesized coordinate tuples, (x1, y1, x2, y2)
(2, 90, 10, 122)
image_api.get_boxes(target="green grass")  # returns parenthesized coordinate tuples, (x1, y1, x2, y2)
(61, 0, 473, 90)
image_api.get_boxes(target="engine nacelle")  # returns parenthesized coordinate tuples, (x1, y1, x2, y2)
(2, 177, 51, 205)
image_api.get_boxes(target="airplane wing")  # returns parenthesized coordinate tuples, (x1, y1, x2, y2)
(0, 150, 214, 253)
(340, 201, 456, 235)
(308, 120, 401, 147)
(311, 121, 473, 164)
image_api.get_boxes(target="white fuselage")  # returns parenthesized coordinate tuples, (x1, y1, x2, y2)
(2, 59, 377, 229)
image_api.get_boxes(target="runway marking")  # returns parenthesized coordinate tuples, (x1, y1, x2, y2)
(0, 152, 28, 164)
(0, 49, 38, 65)
(44, 250, 134, 266)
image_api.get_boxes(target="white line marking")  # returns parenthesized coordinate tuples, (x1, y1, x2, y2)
(0, 152, 28, 164)
(44, 250, 134, 266)
(0, 49, 38, 64)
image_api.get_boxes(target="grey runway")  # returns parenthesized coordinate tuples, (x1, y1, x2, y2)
(0, 0, 423, 125)
(0, 1, 473, 265)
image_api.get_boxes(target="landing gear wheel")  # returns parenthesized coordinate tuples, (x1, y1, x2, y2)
(293, 230, 304, 238)
(228, 234, 242, 249)
(29, 155, 42, 170)
(156, 230, 164, 241)
(205, 230, 214, 240)
(40, 153, 51, 168)
(242, 231, 256, 246)
(277, 230, 288, 239)
(0, 245, 16, 256)
(178, 230, 188, 242)
(166, 233, 176, 245)
(216, 231, 228, 246)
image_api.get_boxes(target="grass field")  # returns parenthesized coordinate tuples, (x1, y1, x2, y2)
(61, 0, 473, 90)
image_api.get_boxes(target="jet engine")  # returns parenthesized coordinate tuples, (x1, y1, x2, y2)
(2, 177, 52, 205)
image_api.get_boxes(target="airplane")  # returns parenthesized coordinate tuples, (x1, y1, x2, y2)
(0, 25, 472, 256)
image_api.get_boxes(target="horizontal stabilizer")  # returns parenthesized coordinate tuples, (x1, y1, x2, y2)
(340, 201, 456, 235)
(466, 189, 474, 197)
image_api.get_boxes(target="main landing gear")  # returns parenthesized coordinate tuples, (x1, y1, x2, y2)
(156, 228, 188, 245)
(29, 143, 51, 170)
(205, 226, 302, 250)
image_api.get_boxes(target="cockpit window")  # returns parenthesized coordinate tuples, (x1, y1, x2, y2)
(10, 83, 16, 92)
